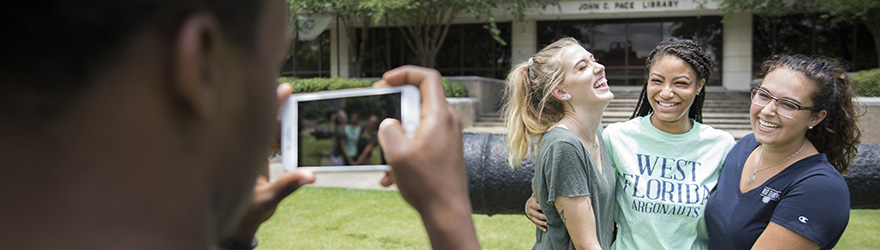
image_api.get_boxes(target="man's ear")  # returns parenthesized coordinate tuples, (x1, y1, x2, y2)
(171, 12, 223, 121)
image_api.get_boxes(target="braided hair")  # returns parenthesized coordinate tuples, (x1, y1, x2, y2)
(631, 38, 713, 123)
(762, 55, 861, 173)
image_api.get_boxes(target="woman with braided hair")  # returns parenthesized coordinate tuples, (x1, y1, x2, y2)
(705, 55, 859, 250)
(525, 37, 736, 249)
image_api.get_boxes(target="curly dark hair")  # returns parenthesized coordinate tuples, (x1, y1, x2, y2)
(762, 54, 861, 173)
(631, 37, 713, 123)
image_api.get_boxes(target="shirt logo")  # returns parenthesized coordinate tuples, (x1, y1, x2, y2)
(760, 186, 781, 204)
(799, 216, 809, 224)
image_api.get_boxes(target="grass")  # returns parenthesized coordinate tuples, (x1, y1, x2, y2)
(256, 187, 879, 249)
(300, 135, 330, 166)
(836, 209, 880, 249)
(256, 187, 534, 249)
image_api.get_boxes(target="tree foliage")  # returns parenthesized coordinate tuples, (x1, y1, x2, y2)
(289, 0, 563, 69)
(385, 0, 562, 68)
(288, 0, 414, 76)
(716, 0, 880, 65)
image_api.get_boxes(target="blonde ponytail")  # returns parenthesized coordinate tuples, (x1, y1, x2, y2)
(502, 37, 580, 167)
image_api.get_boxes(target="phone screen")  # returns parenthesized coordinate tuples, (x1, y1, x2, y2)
(296, 93, 401, 167)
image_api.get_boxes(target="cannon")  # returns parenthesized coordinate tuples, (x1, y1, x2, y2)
(464, 132, 534, 215)
(846, 144, 880, 209)
(463, 132, 880, 214)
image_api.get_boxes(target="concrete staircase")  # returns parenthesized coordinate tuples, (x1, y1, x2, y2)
(470, 90, 753, 139)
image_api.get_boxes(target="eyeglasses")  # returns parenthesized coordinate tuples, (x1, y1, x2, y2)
(750, 87, 819, 119)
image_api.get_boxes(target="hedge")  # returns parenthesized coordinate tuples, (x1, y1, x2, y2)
(278, 77, 470, 98)
(851, 68, 880, 97)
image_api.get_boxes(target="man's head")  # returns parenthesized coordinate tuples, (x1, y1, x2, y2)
(1, 0, 292, 245)
(2, 0, 264, 126)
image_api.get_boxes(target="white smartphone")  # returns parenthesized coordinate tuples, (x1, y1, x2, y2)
(281, 86, 420, 172)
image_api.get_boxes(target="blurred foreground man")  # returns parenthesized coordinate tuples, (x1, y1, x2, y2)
(0, 1, 479, 249)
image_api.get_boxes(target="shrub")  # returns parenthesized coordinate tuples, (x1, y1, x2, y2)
(851, 68, 880, 97)
(277, 77, 373, 93)
(441, 78, 470, 98)
(278, 77, 470, 98)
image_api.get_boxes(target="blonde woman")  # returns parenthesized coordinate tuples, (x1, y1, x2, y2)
(503, 37, 615, 250)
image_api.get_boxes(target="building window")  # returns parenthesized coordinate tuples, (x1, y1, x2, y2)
(359, 22, 512, 79)
(537, 16, 724, 86)
(283, 30, 331, 78)
(753, 14, 878, 73)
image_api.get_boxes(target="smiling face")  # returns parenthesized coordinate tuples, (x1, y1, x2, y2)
(646, 54, 705, 131)
(556, 45, 613, 107)
(751, 67, 825, 147)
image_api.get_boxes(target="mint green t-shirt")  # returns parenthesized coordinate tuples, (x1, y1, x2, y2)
(532, 127, 616, 250)
(603, 115, 735, 250)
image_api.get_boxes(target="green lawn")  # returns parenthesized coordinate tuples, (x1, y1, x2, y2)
(256, 187, 879, 249)
(836, 209, 880, 249)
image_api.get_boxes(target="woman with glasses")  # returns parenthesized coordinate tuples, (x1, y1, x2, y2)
(705, 54, 860, 250)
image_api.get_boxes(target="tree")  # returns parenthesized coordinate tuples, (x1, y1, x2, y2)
(716, 0, 880, 66)
(386, 0, 562, 68)
(289, 0, 412, 77)
(292, 0, 563, 71)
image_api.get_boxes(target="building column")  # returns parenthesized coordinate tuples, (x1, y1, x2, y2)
(330, 21, 351, 78)
(722, 12, 753, 91)
(511, 19, 537, 66)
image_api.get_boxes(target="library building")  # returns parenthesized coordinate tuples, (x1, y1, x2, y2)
(288, 0, 878, 92)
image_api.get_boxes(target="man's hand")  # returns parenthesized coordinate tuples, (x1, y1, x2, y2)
(227, 171, 315, 245)
(373, 65, 480, 250)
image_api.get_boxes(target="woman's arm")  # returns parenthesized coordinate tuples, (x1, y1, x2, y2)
(555, 196, 603, 250)
(355, 143, 375, 165)
(751, 222, 819, 250)
(337, 137, 355, 164)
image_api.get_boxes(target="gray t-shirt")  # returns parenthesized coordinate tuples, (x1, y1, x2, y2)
(532, 127, 616, 250)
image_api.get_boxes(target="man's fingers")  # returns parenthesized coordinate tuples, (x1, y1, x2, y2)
(269, 170, 315, 202)
(377, 118, 407, 163)
(372, 80, 389, 87)
(380, 66, 448, 120)
(379, 172, 395, 187)
(277, 83, 293, 104)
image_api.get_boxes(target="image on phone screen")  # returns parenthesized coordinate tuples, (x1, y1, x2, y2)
(296, 93, 401, 167)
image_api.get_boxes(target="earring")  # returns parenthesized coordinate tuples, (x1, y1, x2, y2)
(563, 93, 572, 100)
(808, 125, 814, 130)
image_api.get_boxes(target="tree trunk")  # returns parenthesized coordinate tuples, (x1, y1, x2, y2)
(864, 18, 880, 67)
(421, 48, 437, 68)
(341, 16, 370, 77)
(394, 3, 458, 69)
(355, 16, 370, 77)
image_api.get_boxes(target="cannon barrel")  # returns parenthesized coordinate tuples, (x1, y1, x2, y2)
(846, 144, 880, 209)
(464, 132, 534, 215)
(463, 132, 880, 214)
